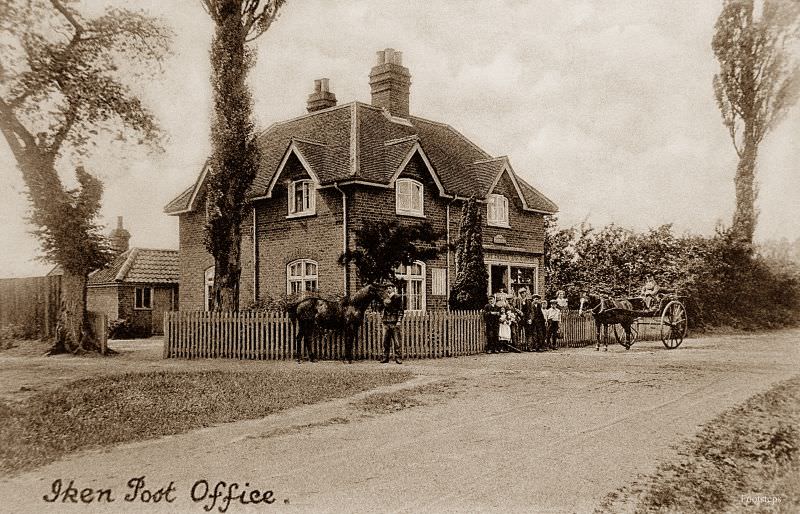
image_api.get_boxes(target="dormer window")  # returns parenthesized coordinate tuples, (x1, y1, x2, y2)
(487, 194, 509, 227)
(288, 179, 315, 217)
(396, 178, 424, 217)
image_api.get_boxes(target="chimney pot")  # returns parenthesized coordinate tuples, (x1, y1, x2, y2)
(117, 216, 123, 230)
(306, 78, 337, 112)
(369, 48, 411, 118)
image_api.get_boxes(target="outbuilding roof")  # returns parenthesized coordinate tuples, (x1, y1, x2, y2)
(88, 248, 179, 286)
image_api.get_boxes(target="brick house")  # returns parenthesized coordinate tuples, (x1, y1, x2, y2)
(165, 48, 557, 312)
(87, 247, 179, 336)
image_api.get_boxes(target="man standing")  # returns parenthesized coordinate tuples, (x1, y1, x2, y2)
(482, 296, 501, 353)
(545, 299, 562, 350)
(381, 283, 404, 364)
(531, 295, 547, 352)
(517, 289, 534, 351)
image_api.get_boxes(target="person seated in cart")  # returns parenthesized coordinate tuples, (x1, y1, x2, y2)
(640, 274, 660, 309)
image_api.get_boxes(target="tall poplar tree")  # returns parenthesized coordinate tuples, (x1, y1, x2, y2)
(712, 0, 800, 243)
(449, 197, 488, 310)
(201, 0, 284, 311)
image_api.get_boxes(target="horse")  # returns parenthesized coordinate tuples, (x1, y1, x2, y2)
(578, 293, 638, 351)
(287, 283, 386, 363)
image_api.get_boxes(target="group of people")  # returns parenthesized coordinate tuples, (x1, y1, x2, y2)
(483, 288, 568, 353)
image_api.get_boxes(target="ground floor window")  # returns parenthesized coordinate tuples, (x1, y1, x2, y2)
(287, 259, 318, 294)
(135, 287, 152, 310)
(488, 263, 538, 298)
(395, 261, 425, 311)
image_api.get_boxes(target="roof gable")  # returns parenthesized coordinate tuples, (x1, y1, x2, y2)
(262, 139, 323, 199)
(165, 101, 558, 214)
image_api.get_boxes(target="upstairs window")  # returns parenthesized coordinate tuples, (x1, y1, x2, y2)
(487, 194, 509, 227)
(288, 179, 315, 216)
(287, 259, 318, 294)
(396, 178, 424, 217)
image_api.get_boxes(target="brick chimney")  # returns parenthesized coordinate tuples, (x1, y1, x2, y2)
(306, 78, 337, 112)
(109, 216, 131, 256)
(369, 48, 411, 118)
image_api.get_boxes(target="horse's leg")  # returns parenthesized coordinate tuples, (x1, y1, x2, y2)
(295, 322, 305, 363)
(595, 319, 601, 351)
(345, 326, 354, 364)
(603, 323, 609, 351)
(306, 326, 316, 362)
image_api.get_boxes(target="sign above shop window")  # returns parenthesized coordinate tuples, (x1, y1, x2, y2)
(493, 234, 507, 245)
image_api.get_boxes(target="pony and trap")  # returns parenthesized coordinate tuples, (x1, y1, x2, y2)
(578, 291, 689, 351)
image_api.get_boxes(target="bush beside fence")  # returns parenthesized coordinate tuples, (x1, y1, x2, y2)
(164, 309, 663, 360)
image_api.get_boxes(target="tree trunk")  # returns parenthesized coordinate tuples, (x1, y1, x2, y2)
(731, 138, 759, 244)
(212, 228, 242, 311)
(50, 270, 101, 354)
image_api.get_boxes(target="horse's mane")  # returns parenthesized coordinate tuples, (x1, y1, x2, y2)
(349, 283, 380, 309)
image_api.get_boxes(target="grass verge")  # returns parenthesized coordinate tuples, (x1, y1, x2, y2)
(352, 378, 464, 414)
(597, 375, 800, 513)
(0, 367, 411, 476)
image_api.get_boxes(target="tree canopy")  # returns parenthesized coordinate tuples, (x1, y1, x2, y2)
(0, 0, 171, 352)
(340, 220, 442, 286)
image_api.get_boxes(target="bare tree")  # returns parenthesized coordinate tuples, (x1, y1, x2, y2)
(712, 0, 800, 243)
(0, 0, 171, 353)
(200, 0, 284, 311)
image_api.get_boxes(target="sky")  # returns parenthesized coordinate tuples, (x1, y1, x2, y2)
(1, 0, 798, 277)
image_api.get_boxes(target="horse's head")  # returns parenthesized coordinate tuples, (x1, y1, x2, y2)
(350, 283, 387, 310)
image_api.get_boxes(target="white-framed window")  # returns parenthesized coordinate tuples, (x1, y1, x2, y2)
(287, 259, 318, 294)
(204, 267, 215, 311)
(395, 261, 426, 311)
(487, 193, 509, 227)
(395, 178, 424, 217)
(135, 287, 153, 310)
(288, 179, 316, 216)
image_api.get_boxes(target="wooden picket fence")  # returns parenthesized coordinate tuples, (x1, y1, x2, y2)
(164, 309, 663, 360)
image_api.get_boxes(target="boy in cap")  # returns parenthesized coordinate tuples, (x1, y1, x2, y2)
(545, 299, 562, 350)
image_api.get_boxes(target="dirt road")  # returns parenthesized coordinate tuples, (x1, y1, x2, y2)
(1, 330, 797, 513)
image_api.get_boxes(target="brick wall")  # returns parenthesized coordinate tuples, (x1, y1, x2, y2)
(255, 154, 345, 302)
(87, 286, 118, 322)
(349, 153, 450, 310)
(178, 200, 214, 311)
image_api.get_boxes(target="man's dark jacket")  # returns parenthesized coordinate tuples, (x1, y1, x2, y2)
(382, 294, 404, 324)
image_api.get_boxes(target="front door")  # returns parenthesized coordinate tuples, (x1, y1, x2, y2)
(151, 287, 174, 335)
(490, 265, 508, 295)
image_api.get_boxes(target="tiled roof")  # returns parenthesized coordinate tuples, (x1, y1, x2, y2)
(166, 101, 557, 214)
(88, 248, 179, 286)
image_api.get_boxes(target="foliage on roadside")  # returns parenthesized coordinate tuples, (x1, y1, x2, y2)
(544, 218, 800, 330)
(0, 367, 411, 476)
(597, 375, 800, 513)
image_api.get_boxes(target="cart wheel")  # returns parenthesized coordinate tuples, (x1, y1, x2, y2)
(630, 318, 640, 345)
(661, 301, 687, 349)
